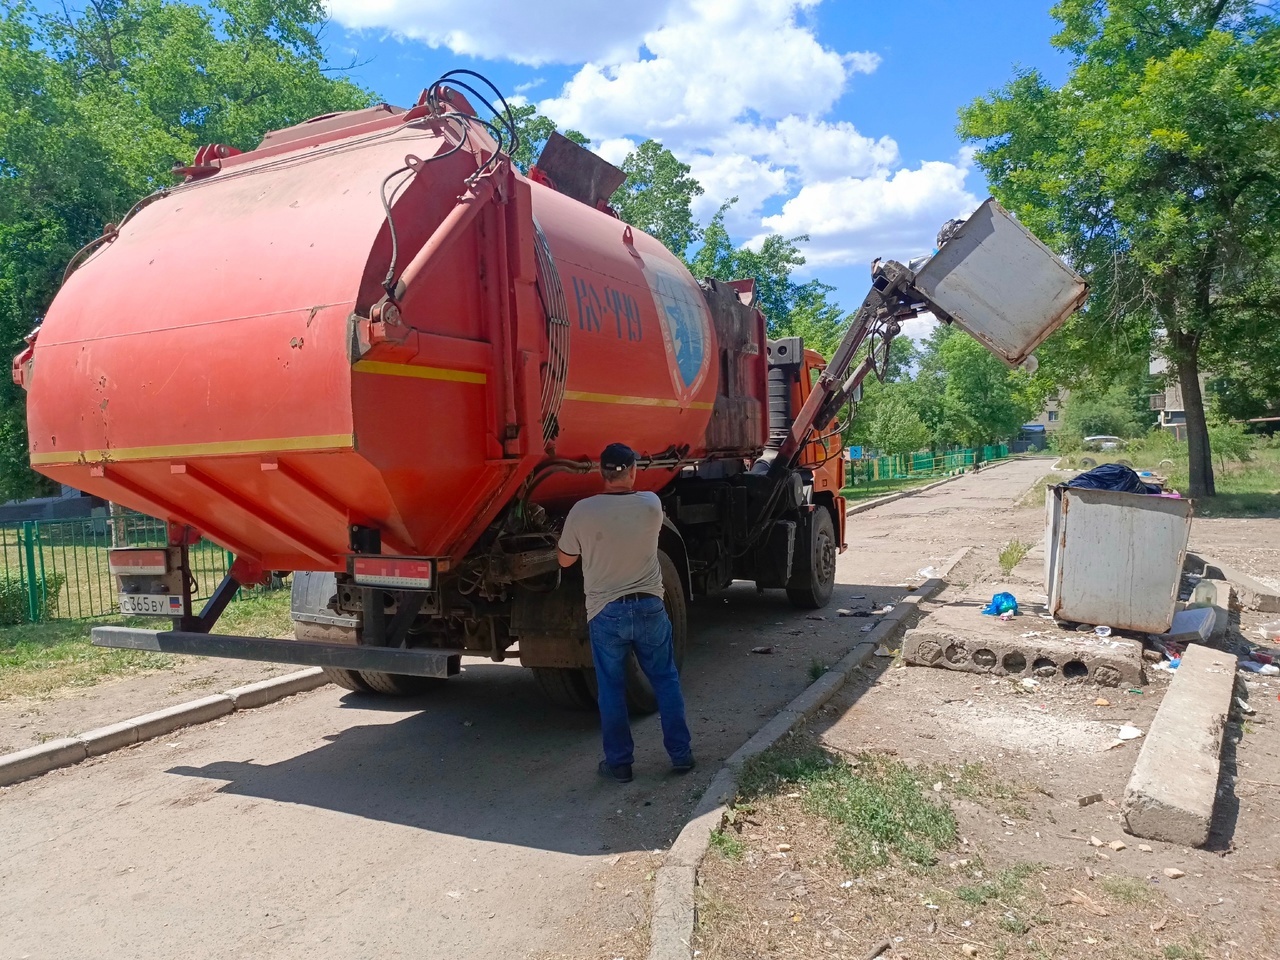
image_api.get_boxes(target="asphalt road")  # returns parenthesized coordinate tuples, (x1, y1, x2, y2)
(0, 458, 1050, 960)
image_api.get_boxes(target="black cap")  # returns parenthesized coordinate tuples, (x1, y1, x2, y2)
(600, 442, 637, 475)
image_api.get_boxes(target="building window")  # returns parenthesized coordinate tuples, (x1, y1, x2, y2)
(1047, 410, 1059, 422)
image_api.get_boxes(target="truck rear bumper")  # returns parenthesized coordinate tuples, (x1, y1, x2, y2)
(91, 626, 462, 678)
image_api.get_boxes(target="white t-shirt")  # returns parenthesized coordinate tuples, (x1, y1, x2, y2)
(559, 491, 664, 621)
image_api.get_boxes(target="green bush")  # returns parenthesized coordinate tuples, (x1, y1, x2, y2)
(0, 572, 67, 626)
(1207, 422, 1254, 470)
(1049, 427, 1083, 454)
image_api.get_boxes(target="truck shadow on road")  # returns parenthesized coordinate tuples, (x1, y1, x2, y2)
(166, 581, 903, 856)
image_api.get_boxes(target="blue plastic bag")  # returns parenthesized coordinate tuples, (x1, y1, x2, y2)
(982, 592, 1018, 616)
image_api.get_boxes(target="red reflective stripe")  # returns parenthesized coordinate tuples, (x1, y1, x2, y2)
(108, 549, 168, 575)
(352, 557, 434, 584)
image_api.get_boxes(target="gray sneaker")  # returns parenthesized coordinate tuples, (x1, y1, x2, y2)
(598, 760, 633, 783)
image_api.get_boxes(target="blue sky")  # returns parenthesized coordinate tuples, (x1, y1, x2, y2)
(321, 0, 1072, 325)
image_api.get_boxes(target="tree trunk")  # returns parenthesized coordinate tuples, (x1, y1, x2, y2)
(1172, 334, 1215, 499)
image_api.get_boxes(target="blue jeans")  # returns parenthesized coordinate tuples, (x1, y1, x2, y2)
(589, 595, 692, 768)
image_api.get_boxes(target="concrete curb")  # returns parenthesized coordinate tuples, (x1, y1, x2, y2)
(845, 456, 1029, 517)
(0, 667, 328, 788)
(646, 552, 965, 960)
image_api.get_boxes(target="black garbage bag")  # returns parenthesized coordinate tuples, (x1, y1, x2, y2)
(1065, 462, 1161, 494)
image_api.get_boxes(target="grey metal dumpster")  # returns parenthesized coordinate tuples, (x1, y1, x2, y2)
(1045, 486, 1193, 633)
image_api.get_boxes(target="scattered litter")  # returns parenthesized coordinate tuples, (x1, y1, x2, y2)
(880, 604, 895, 613)
(981, 592, 1018, 617)
(1020, 678, 1040, 691)
(1127, 688, 1143, 695)
(874, 645, 896, 657)
(1235, 697, 1256, 715)
(933, 781, 943, 792)
(836, 609, 854, 617)
(1094, 625, 1112, 638)
(1238, 660, 1280, 675)
(776, 843, 792, 853)
(849, 595, 866, 600)
(1153, 607, 1215, 644)
(1077, 793, 1103, 808)
(1094, 697, 1110, 707)
(1117, 725, 1144, 741)
(750, 646, 774, 655)
(806, 615, 827, 621)
(839, 880, 854, 889)
(1253, 651, 1274, 665)
(1163, 867, 1185, 879)
(917, 566, 938, 578)
(1256, 620, 1280, 641)
(861, 625, 875, 633)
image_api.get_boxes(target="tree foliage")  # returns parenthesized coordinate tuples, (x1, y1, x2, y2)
(507, 102, 588, 174)
(610, 140, 704, 258)
(0, 0, 371, 499)
(959, 0, 1280, 496)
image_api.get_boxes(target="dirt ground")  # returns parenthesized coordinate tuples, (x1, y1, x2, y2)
(696, 488, 1280, 960)
(0, 654, 299, 754)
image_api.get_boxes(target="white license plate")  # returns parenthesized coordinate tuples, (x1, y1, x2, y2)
(119, 593, 182, 616)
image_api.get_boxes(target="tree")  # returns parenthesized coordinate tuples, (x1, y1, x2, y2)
(507, 102, 588, 174)
(936, 328, 1049, 447)
(959, 1, 1280, 497)
(609, 140, 704, 259)
(861, 386, 932, 456)
(0, 0, 371, 499)
(689, 200, 818, 332)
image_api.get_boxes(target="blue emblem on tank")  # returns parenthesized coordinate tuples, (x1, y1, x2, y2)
(652, 270, 705, 389)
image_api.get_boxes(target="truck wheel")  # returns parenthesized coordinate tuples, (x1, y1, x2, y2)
(292, 570, 440, 698)
(357, 670, 442, 697)
(787, 507, 837, 609)
(532, 667, 596, 710)
(584, 550, 689, 716)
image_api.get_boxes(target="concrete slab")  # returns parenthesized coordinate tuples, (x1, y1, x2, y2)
(902, 589, 1145, 687)
(1188, 553, 1280, 614)
(1121, 643, 1237, 846)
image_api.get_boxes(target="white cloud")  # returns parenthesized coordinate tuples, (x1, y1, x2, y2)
(541, 0, 875, 144)
(331, 0, 983, 280)
(759, 160, 981, 269)
(324, 0, 675, 66)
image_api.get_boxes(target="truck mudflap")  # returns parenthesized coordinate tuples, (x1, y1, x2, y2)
(90, 626, 461, 677)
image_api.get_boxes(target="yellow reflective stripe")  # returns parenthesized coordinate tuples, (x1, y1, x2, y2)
(353, 359, 487, 384)
(563, 390, 713, 411)
(31, 433, 355, 466)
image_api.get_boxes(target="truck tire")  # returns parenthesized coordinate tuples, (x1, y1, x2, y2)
(532, 667, 596, 710)
(582, 549, 688, 715)
(787, 507, 837, 609)
(292, 571, 439, 698)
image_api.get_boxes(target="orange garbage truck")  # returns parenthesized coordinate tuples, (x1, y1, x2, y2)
(15, 73, 1086, 709)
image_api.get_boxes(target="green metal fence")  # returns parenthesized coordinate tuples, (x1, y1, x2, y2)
(0, 512, 236, 626)
(847, 444, 1011, 486)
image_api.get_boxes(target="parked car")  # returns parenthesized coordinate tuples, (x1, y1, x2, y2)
(1083, 435, 1126, 452)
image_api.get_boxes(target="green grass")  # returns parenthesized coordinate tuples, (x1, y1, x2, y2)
(924, 761, 1030, 818)
(737, 744, 958, 874)
(1096, 874, 1155, 906)
(0, 587, 292, 700)
(1016, 474, 1057, 509)
(709, 828, 745, 861)
(955, 863, 1043, 906)
(1163, 942, 1207, 960)
(998, 538, 1030, 576)
(841, 475, 939, 501)
(807, 658, 828, 681)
